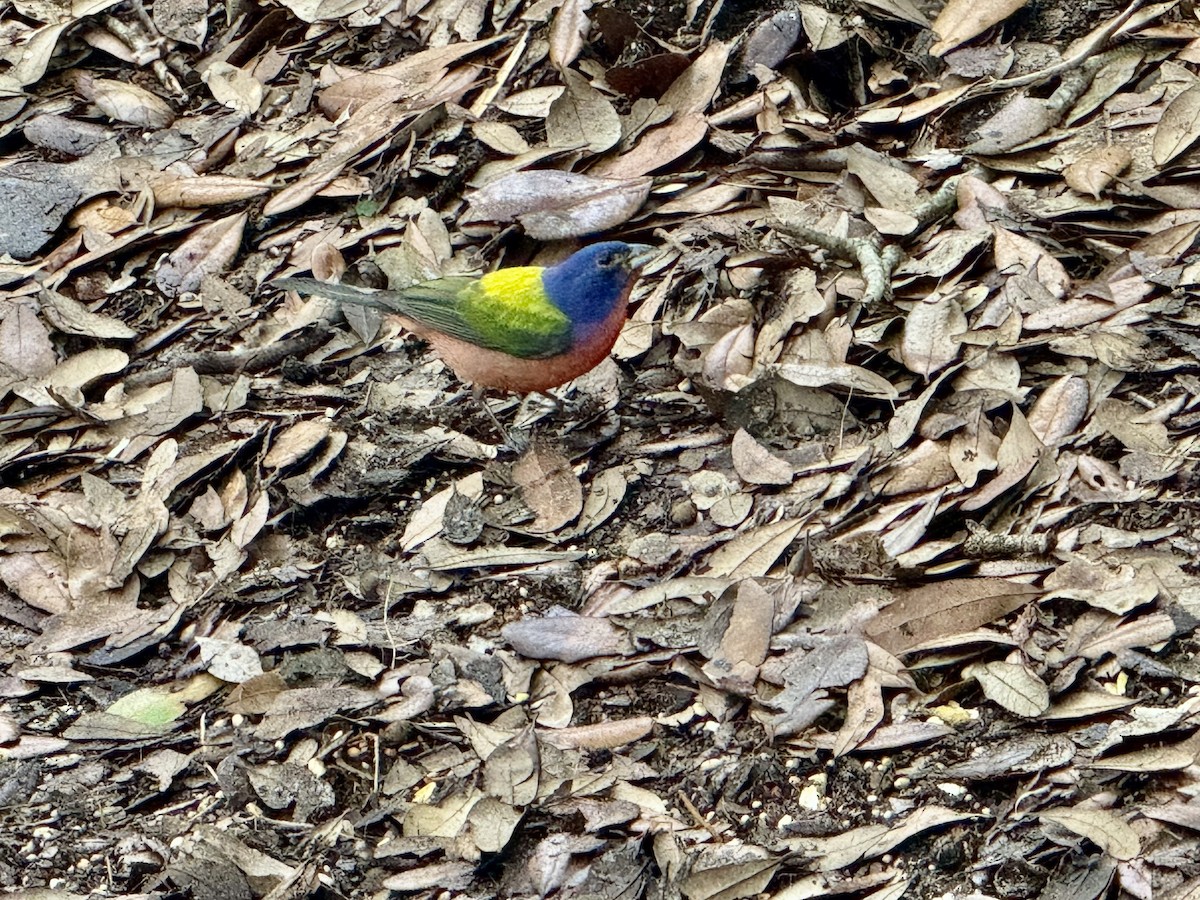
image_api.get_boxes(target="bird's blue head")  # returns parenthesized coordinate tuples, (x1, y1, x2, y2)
(541, 242, 654, 329)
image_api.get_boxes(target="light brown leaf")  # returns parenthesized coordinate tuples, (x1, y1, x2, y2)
(1063, 144, 1132, 198)
(900, 296, 966, 378)
(1154, 81, 1200, 167)
(549, 0, 591, 70)
(502, 612, 628, 662)
(731, 429, 794, 485)
(930, 0, 1030, 56)
(76, 74, 175, 127)
(513, 441, 583, 534)
(155, 211, 248, 297)
(465, 170, 650, 239)
(1040, 808, 1140, 861)
(964, 660, 1050, 717)
(547, 69, 621, 153)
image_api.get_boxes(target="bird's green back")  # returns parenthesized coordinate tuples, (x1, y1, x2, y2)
(397, 267, 573, 359)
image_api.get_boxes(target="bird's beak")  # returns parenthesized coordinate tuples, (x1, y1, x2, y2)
(624, 244, 657, 269)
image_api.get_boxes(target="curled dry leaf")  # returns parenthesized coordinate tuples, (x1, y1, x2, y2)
(202, 62, 264, 115)
(1040, 808, 1140, 861)
(993, 227, 1070, 297)
(591, 114, 709, 179)
(776, 361, 899, 398)
(465, 170, 650, 239)
(964, 95, 1063, 154)
(660, 40, 731, 116)
(263, 419, 332, 470)
(272, 0, 372, 23)
(961, 407, 1046, 511)
(702, 323, 756, 390)
(547, 70, 621, 153)
(38, 289, 135, 339)
(1027, 375, 1089, 446)
(494, 86, 565, 117)
(502, 612, 628, 662)
(149, 173, 273, 209)
(964, 660, 1050, 717)
(739, 9, 802, 77)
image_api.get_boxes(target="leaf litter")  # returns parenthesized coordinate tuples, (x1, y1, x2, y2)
(5, 0, 1200, 896)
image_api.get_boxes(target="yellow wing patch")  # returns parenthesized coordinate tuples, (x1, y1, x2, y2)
(476, 267, 553, 313)
(466, 266, 572, 357)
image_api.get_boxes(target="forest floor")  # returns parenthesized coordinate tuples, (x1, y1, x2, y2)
(4, 0, 1200, 896)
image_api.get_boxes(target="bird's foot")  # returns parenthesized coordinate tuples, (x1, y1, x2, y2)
(470, 387, 530, 454)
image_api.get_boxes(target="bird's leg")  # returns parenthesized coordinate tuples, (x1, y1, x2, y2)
(470, 386, 529, 453)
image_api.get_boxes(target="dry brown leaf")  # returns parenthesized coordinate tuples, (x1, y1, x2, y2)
(867, 578, 1039, 655)
(1027, 375, 1088, 447)
(549, 0, 591, 70)
(993, 226, 1070, 297)
(964, 659, 1050, 717)
(37, 289, 136, 339)
(1090, 744, 1198, 772)
(832, 669, 885, 756)
(264, 420, 332, 471)
(787, 805, 978, 870)
(465, 170, 650, 239)
(1040, 808, 1140, 861)
(900, 296, 966, 378)
(961, 408, 1047, 512)
(502, 611, 628, 662)
(1063, 144, 1133, 198)
(680, 856, 778, 900)
(513, 441, 583, 534)
(538, 716, 654, 750)
(202, 61, 264, 115)
(1154, 81, 1200, 166)
(76, 74, 175, 127)
(705, 518, 806, 578)
(156, 211, 248, 297)
(494, 86, 564, 117)
(930, 0, 1030, 56)
(731, 429, 794, 486)
(0, 302, 57, 378)
(591, 114, 708, 179)
(547, 70, 621, 153)
(149, 173, 273, 209)
(660, 40, 731, 115)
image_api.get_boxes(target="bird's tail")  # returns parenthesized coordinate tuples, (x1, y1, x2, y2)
(274, 277, 403, 313)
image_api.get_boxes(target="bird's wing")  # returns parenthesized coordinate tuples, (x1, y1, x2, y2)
(456, 267, 573, 359)
(276, 270, 573, 359)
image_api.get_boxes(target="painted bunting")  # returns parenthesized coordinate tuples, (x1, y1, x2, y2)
(276, 242, 655, 393)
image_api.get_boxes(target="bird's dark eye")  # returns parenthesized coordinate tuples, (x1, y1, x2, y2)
(600, 252, 620, 268)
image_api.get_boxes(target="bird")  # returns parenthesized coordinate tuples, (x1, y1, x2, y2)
(276, 242, 656, 394)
